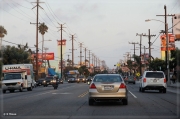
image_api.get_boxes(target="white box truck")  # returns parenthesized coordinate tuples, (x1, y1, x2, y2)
(1, 64, 34, 93)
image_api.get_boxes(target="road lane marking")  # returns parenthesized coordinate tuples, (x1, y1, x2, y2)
(128, 91, 137, 98)
(78, 91, 88, 97)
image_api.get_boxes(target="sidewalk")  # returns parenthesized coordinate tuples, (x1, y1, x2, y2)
(167, 81, 180, 88)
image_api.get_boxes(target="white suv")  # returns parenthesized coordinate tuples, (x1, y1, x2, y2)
(139, 71, 166, 93)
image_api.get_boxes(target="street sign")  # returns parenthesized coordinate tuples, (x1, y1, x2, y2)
(136, 73, 140, 77)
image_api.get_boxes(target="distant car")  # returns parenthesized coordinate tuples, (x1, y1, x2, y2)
(86, 76, 93, 85)
(139, 71, 166, 93)
(59, 78, 63, 84)
(77, 75, 86, 83)
(42, 76, 54, 87)
(88, 74, 128, 106)
(36, 79, 44, 86)
(67, 76, 77, 83)
(124, 76, 136, 84)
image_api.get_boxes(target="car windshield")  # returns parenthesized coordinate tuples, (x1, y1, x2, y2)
(4, 74, 21, 80)
(145, 72, 164, 78)
(68, 75, 77, 78)
(45, 77, 53, 80)
(79, 76, 85, 78)
(128, 76, 133, 79)
(93, 75, 122, 82)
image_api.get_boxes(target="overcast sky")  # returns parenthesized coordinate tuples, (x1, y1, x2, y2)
(0, 0, 180, 69)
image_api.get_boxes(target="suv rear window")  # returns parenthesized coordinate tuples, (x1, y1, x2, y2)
(145, 72, 164, 78)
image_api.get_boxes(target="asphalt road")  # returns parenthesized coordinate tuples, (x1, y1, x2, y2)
(0, 81, 180, 119)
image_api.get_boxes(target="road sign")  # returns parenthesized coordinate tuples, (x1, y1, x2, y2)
(136, 73, 140, 77)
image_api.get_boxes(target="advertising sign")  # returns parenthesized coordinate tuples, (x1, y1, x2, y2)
(31, 53, 54, 60)
(173, 13, 180, 41)
(57, 39, 66, 46)
(160, 34, 175, 51)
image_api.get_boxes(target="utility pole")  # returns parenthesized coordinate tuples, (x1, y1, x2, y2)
(143, 29, 156, 63)
(84, 47, 87, 67)
(57, 23, 65, 78)
(156, 5, 175, 85)
(136, 33, 146, 76)
(69, 34, 76, 67)
(31, 0, 44, 81)
(78, 42, 84, 66)
(89, 50, 91, 68)
(92, 53, 94, 67)
(129, 42, 139, 61)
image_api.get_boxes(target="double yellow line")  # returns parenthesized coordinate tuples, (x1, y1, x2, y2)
(78, 91, 88, 97)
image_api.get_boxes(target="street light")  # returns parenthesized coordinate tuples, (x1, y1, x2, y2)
(145, 19, 170, 85)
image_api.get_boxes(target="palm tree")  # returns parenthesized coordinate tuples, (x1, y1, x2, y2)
(38, 23, 48, 67)
(0, 26, 7, 51)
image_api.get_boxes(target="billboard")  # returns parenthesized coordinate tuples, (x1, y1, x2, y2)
(173, 13, 180, 41)
(160, 34, 175, 51)
(31, 53, 54, 60)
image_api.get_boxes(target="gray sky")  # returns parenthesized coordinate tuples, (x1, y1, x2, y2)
(0, 0, 180, 69)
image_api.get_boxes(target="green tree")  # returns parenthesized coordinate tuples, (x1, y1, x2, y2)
(38, 23, 48, 67)
(3, 45, 30, 64)
(149, 58, 166, 71)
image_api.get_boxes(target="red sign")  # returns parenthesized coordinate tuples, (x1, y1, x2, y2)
(57, 39, 66, 46)
(31, 53, 54, 60)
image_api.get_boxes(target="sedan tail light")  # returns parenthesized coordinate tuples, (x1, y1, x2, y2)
(143, 78, 146, 82)
(119, 83, 126, 88)
(90, 83, 96, 89)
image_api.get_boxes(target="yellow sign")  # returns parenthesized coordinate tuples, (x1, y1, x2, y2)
(117, 63, 120, 67)
(136, 73, 140, 77)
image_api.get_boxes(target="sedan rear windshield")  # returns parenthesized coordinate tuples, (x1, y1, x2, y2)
(145, 72, 164, 78)
(93, 75, 122, 82)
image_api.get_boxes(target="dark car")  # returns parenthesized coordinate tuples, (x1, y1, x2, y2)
(36, 79, 44, 86)
(124, 76, 136, 84)
(77, 75, 86, 83)
(42, 76, 54, 87)
(67, 76, 77, 83)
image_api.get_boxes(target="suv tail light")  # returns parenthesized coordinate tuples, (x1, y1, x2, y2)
(90, 83, 96, 89)
(143, 78, 146, 82)
(164, 78, 166, 83)
(119, 83, 126, 88)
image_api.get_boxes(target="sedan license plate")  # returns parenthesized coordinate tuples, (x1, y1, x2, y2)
(104, 85, 114, 90)
(47, 83, 49, 84)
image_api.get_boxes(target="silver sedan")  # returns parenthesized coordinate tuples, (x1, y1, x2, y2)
(88, 74, 128, 105)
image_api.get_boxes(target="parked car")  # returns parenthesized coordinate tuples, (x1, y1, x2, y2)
(139, 71, 166, 93)
(42, 76, 54, 87)
(77, 75, 86, 83)
(124, 76, 136, 84)
(36, 79, 44, 86)
(88, 74, 128, 105)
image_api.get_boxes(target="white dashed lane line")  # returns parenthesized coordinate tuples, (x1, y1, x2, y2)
(128, 91, 137, 98)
